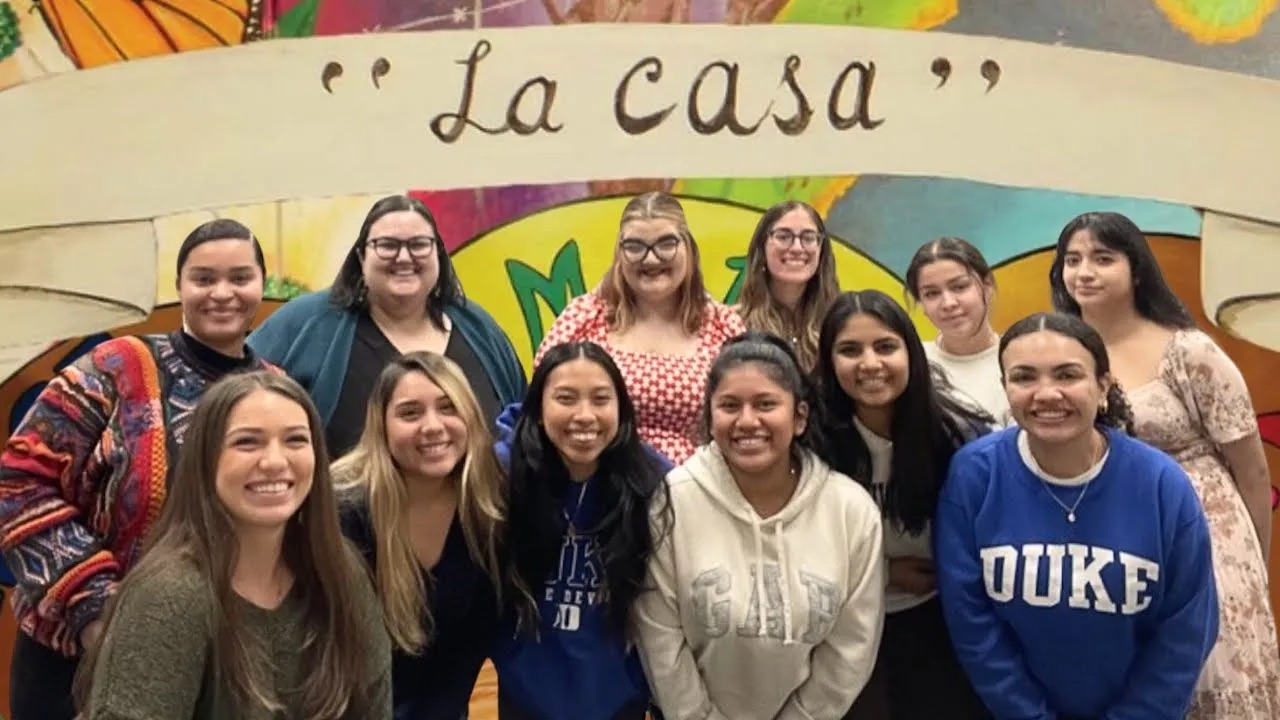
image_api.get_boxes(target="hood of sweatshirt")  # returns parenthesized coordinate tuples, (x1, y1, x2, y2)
(670, 442, 832, 644)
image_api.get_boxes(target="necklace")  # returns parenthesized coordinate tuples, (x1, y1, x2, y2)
(1036, 436, 1105, 523)
(563, 481, 590, 539)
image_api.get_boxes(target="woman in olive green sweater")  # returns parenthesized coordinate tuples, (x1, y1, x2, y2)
(74, 371, 393, 719)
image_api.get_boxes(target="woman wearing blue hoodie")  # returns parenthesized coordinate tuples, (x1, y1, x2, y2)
(492, 340, 674, 720)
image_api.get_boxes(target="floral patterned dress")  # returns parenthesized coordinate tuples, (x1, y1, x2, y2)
(1127, 329, 1280, 718)
(535, 292, 746, 464)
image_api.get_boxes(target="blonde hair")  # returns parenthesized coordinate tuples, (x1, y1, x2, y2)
(598, 192, 709, 335)
(737, 201, 840, 371)
(332, 352, 506, 653)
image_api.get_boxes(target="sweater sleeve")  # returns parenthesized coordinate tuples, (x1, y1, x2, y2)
(85, 565, 210, 719)
(0, 351, 124, 644)
(776, 498, 886, 720)
(348, 543, 394, 720)
(634, 506, 730, 720)
(1101, 470, 1219, 720)
(934, 451, 1054, 720)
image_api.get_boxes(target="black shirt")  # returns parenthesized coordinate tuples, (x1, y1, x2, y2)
(340, 499, 500, 720)
(326, 312, 503, 460)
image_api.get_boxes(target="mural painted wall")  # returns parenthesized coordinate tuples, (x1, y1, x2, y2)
(2, 0, 1280, 713)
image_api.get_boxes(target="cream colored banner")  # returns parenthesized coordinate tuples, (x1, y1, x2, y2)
(0, 221, 157, 377)
(3, 24, 1280, 232)
(1201, 213, 1280, 352)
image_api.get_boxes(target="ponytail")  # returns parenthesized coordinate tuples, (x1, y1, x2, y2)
(1098, 383, 1135, 436)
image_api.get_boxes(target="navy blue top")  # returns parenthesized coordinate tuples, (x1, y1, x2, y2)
(490, 403, 670, 720)
(341, 498, 500, 720)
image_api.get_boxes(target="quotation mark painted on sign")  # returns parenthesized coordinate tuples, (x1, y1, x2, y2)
(321, 58, 392, 93)
(930, 57, 1002, 93)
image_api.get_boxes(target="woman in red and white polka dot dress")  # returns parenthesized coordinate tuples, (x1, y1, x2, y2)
(535, 192, 746, 465)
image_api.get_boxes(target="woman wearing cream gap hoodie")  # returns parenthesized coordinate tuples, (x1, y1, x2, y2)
(634, 332, 887, 720)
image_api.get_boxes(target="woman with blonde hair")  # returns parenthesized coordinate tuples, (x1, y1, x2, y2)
(735, 200, 840, 372)
(536, 191, 746, 464)
(334, 351, 507, 720)
(74, 371, 392, 718)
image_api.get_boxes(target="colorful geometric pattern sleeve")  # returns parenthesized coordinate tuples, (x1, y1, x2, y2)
(0, 346, 132, 648)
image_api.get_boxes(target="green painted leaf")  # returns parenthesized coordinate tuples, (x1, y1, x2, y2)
(268, 0, 321, 39)
(264, 275, 311, 301)
(777, 0, 948, 28)
(505, 240, 586, 355)
(1159, 0, 1268, 27)
(0, 2, 21, 63)
(722, 255, 748, 305)
(676, 176, 848, 213)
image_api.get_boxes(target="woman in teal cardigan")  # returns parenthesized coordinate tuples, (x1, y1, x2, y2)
(250, 195, 526, 458)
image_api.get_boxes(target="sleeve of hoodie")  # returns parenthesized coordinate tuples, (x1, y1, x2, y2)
(776, 487, 887, 720)
(492, 402, 523, 472)
(634, 496, 731, 720)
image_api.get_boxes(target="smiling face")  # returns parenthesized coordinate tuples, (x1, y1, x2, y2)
(214, 388, 315, 530)
(1061, 229, 1134, 313)
(385, 371, 469, 481)
(360, 210, 441, 307)
(830, 313, 910, 411)
(616, 217, 690, 306)
(915, 258, 992, 340)
(178, 238, 264, 354)
(540, 357, 620, 480)
(765, 207, 823, 292)
(1002, 329, 1108, 445)
(709, 363, 807, 479)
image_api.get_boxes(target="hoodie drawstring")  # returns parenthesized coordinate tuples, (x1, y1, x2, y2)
(748, 513, 796, 645)
(774, 519, 794, 645)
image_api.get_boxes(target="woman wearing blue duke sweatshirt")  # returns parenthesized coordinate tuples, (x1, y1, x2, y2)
(935, 312, 1219, 720)
(492, 340, 673, 720)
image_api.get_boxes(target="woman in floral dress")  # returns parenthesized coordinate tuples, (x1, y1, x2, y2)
(1050, 211, 1279, 718)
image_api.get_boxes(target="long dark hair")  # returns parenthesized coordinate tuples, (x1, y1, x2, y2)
(816, 291, 994, 534)
(1048, 211, 1195, 329)
(504, 341, 672, 638)
(330, 194, 465, 330)
(999, 313, 1136, 435)
(701, 330, 826, 468)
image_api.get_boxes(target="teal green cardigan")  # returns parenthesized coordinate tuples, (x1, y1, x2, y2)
(247, 290, 527, 425)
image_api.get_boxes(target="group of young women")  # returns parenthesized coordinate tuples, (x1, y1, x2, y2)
(0, 191, 1274, 720)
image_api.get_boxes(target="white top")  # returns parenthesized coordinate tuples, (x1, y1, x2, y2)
(924, 340, 1011, 425)
(854, 416, 936, 614)
(635, 445, 886, 720)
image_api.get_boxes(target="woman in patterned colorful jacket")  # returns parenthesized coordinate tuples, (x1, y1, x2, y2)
(0, 218, 275, 720)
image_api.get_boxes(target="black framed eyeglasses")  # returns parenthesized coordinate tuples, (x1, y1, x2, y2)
(768, 228, 824, 248)
(365, 236, 437, 260)
(619, 235, 681, 263)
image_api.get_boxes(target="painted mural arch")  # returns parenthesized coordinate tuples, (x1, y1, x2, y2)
(3, 0, 1280, 713)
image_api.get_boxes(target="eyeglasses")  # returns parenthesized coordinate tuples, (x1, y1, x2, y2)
(619, 236, 681, 263)
(365, 236, 437, 260)
(768, 228, 824, 248)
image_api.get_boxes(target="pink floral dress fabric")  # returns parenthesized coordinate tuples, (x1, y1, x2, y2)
(1127, 330, 1280, 718)
(535, 292, 746, 465)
